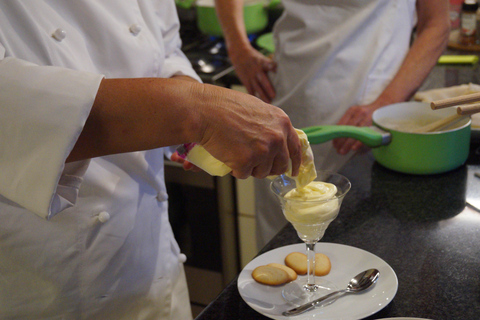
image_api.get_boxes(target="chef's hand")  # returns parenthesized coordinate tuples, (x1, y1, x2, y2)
(229, 46, 277, 103)
(333, 103, 378, 155)
(195, 83, 301, 179)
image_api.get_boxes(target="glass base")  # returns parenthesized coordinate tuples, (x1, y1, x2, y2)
(282, 277, 339, 306)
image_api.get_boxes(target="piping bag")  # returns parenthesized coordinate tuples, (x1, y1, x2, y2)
(176, 129, 317, 188)
(176, 142, 232, 176)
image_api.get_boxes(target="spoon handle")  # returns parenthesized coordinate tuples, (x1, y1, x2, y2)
(282, 289, 346, 316)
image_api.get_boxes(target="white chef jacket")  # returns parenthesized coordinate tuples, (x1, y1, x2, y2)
(0, 1, 200, 319)
(255, 0, 417, 248)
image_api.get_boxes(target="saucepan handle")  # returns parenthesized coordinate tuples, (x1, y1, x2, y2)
(302, 125, 391, 147)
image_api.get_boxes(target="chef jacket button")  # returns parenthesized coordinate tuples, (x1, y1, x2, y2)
(178, 253, 187, 263)
(97, 211, 110, 223)
(52, 28, 66, 41)
(156, 192, 167, 201)
(129, 24, 142, 36)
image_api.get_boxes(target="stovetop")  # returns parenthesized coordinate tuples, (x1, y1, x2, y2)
(177, 3, 281, 86)
(180, 22, 237, 85)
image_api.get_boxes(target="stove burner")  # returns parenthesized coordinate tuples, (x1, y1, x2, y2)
(184, 37, 232, 77)
(181, 29, 238, 84)
(193, 58, 215, 74)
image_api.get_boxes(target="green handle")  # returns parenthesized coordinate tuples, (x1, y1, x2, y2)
(176, 0, 281, 10)
(437, 55, 479, 65)
(176, 0, 196, 9)
(302, 125, 391, 147)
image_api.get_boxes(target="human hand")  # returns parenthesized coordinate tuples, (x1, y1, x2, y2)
(332, 103, 378, 155)
(194, 84, 301, 179)
(229, 46, 276, 103)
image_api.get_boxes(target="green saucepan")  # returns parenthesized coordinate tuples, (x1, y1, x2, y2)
(176, 0, 281, 37)
(303, 101, 471, 175)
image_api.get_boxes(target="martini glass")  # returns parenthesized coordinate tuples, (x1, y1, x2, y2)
(270, 170, 351, 305)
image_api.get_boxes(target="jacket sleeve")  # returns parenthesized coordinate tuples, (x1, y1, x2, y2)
(0, 56, 104, 219)
(154, 1, 202, 81)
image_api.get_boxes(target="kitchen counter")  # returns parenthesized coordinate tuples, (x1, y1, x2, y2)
(192, 49, 480, 319)
(195, 141, 480, 319)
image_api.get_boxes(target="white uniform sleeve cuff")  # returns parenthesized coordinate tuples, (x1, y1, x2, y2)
(161, 52, 202, 82)
(0, 57, 104, 219)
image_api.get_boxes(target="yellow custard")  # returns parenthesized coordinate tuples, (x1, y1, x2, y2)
(274, 129, 343, 240)
(281, 129, 317, 187)
(283, 181, 340, 240)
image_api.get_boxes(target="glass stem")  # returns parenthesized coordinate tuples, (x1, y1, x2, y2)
(305, 241, 317, 292)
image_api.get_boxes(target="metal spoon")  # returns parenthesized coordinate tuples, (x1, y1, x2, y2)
(283, 268, 380, 316)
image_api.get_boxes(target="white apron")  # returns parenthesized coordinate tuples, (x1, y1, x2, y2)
(255, 0, 417, 248)
(0, 1, 200, 319)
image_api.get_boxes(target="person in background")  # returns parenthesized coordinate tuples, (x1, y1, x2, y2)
(215, 0, 450, 248)
(0, 1, 302, 320)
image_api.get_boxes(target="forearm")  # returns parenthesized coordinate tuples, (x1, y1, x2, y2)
(374, 0, 450, 106)
(215, 0, 252, 56)
(67, 78, 205, 162)
(215, 0, 277, 102)
(172, 74, 200, 82)
(67, 76, 302, 179)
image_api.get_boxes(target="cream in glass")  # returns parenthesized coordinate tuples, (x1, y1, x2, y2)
(270, 129, 351, 305)
(283, 181, 340, 241)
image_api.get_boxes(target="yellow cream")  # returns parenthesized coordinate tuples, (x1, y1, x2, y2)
(283, 181, 339, 240)
(274, 129, 317, 187)
(289, 129, 317, 189)
(275, 130, 341, 240)
(285, 180, 337, 202)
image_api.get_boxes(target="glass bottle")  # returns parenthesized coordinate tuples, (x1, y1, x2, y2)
(460, 0, 479, 45)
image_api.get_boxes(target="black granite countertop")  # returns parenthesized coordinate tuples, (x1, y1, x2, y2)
(196, 145, 480, 319)
(195, 55, 480, 320)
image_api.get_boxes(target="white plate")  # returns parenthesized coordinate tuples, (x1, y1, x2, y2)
(238, 243, 398, 320)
